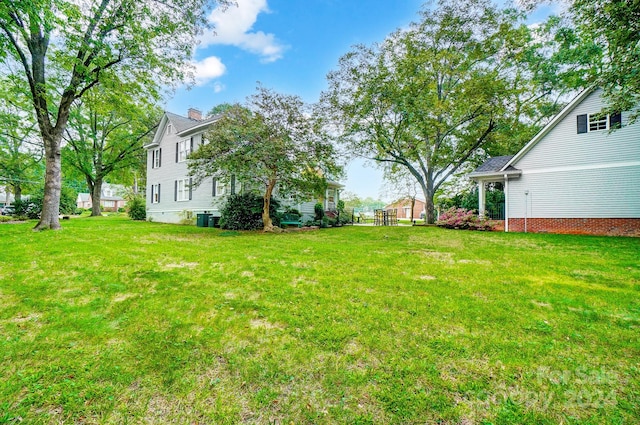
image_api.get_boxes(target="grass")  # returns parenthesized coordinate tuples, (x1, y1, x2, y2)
(0, 216, 638, 424)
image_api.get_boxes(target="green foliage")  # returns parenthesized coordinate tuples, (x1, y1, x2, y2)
(62, 84, 162, 217)
(126, 195, 146, 221)
(321, 0, 560, 223)
(314, 203, 325, 221)
(220, 193, 280, 231)
(0, 0, 231, 229)
(438, 183, 504, 213)
(541, 0, 640, 122)
(207, 103, 235, 117)
(14, 185, 78, 219)
(337, 200, 345, 213)
(190, 86, 342, 230)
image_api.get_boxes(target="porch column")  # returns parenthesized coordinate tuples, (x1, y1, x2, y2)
(504, 175, 509, 232)
(478, 181, 486, 217)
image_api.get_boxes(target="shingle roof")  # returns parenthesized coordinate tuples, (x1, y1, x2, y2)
(165, 112, 221, 134)
(472, 155, 515, 174)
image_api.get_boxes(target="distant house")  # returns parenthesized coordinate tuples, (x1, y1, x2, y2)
(1, 187, 15, 207)
(144, 108, 343, 224)
(470, 88, 640, 236)
(76, 183, 127, 212)
(384, 198, 426, 220)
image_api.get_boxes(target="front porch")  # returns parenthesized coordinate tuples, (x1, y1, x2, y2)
(468, 155, 521, 232)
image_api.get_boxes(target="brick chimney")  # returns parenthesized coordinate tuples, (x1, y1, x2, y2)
(187, 108, 202, 121)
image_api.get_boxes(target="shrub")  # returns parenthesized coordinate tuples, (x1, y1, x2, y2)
(314, 202, 324, 221)
(220, 193, 280, 231)
(14, 186, 77, 218)
(436, 207, 494, 231)
(126, 194, 146, 220)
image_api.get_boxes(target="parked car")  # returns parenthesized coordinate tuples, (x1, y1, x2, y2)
(1, 205, 15, 216)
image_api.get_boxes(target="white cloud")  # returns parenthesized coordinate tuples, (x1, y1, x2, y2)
(199, 0, 287, 63)
(193, 56, 226, 85)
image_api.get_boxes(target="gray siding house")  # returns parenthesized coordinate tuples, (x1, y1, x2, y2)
(470, 88, 640, 236)
(145, 109, 342, 224)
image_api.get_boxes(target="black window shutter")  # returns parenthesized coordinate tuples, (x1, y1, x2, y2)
(231, 175, 236, 195)
(151, 150, 155, 169)
(157, 184, 161, 203)
(189, 178, 193, 200)
(159, 148, 162, 167)
(190, 137, 194, 153)
(577, 114, 587, 134)
(212, 178, 216, 196)
(174, 180, 177, 201)
(610, 112, 622, 129)
(175, 143, 179, 162)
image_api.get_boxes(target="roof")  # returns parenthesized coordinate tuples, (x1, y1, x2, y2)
(165, 112, 200, 133)
(471, 155, 514, 174)
(145, 111, 222, 148)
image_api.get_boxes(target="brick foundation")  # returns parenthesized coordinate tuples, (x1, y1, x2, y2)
(507, 218, 640, 237)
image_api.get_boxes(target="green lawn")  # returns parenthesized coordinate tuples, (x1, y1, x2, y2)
(1, 217, 638, 424)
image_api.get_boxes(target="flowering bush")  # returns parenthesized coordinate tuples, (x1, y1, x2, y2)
(436, 207, 495, 231)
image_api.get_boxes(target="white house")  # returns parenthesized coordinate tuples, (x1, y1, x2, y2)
(469, 88, 640, 236)
(144, 108, 342, 224)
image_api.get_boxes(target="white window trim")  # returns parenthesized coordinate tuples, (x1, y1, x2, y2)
(151, 184, 160, 204)
(167, 124, 173, 135)
(177, 178, 190, 202)
(152, 148, 161, 168)
(215, 180, 226, 196)
(178, 139, 191, 162)
(588, 113, 608, 132)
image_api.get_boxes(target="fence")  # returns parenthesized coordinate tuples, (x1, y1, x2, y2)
(485, 203, 505, 220)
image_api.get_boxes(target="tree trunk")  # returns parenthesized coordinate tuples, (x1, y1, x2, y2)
(33, 135, 62, 230)
(410, 197, 415, 222)
(262, 178, 276, 231)
(15, 184, 22, 202)
(425, 196, 436, 224)
(91, 178, 103, 217)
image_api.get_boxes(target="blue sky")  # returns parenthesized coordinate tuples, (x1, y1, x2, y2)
(164, 0, 557, 201)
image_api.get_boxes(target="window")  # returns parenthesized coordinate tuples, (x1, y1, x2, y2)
(215, 179, 226, 196)
(588, 113, 607, 131)
(577, 112, 622, 134)
(177, 138, 193, 162)
(151, 184, 161, 204)
(152, 148, 161, 168)
(176, 178, 192, 202)
(102, 200, 115, 208)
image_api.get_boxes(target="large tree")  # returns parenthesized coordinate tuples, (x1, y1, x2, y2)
(0, 77, 43, 202)
(189, 86, 342, 232)
(521, 0, 640, 121)
(0, 0, 228, 230)
(322, 0, 562, 223)
(63, 81, 160, 217)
